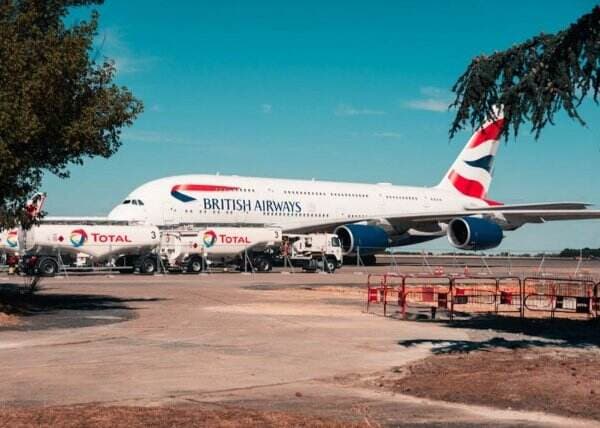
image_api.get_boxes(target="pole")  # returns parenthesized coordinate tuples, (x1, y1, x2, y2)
(480, 252, 492, 275)
(574, 248, 583, 277)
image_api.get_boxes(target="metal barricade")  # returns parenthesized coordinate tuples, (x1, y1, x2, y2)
(382, 273, 404, 317)
(523, 277, 595, 319)
(365, 273, 599, 322)
(451, 277, 497, 315)
(496, 276, 524, 318)
(366, 273, 388, 313)
(365, 273, 405, 317)
(401, 275, 452, 319)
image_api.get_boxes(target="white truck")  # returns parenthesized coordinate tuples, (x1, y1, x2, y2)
(159, 226, 282, 273)
(280, 233, 343, 273)
(160, 228, 343, 273)
(19, 222, 160, 276)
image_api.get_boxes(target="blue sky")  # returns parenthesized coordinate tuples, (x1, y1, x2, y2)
(42, 0, 600, 252)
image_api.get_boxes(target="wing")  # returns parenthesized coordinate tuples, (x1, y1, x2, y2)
(284, 203, 600, 234)
(384, 209, 600, 228)
(466, 202, 591, 211)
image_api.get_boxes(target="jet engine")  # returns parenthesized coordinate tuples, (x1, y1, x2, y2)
(447, 217, 503, 251)
(334, 224, 390, 255)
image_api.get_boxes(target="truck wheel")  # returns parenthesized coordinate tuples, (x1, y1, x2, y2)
(256, 257, 272, 272)
(140, 257, 156, 275)
(325, 258, 337, 273)
(187, 257, 203, 273)
(39, 258, 58, 277)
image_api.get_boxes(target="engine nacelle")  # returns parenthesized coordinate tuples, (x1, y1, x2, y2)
(334, 224, 390, 255)
(447, 217, 503, 251)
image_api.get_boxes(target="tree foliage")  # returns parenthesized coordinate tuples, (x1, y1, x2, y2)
(559, 248, 600, 258)
(0, 0, 143, 228)
(449, 6, 600, 140)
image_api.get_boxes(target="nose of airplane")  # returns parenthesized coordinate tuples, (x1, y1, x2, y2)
(108, 204, 147, 222)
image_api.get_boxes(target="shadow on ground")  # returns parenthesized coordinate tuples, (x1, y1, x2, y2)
(398, 315, 600, 353)
(398, 336, 561, 354)
(0, 283, 164, 331)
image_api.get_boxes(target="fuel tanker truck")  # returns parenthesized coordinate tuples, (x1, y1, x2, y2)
(19, 222, 160, 276)
(160, 226, 282, 273)
(0, 229, 20, 255)
(0, 229, 21, 270)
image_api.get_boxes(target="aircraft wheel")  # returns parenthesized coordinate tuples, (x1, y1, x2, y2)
(361, 254, 377, 266)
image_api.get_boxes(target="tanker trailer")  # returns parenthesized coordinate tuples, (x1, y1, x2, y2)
(159, 227, 282, 273)
(0, 229, 20, 269)
(0, 229, 20, 256)
(20, 223, 160, 276)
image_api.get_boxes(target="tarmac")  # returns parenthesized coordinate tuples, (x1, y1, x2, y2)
(0, 258, 599, 426)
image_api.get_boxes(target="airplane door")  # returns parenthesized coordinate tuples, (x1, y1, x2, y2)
(163, 207, 175, 224)
(423, 194, 432, 210)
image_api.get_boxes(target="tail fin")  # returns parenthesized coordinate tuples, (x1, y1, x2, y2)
(437, 108, 504, 200)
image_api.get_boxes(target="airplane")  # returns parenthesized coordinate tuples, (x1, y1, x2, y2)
(108, 112, 600, 264)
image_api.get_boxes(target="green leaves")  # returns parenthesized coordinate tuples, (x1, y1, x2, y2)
(0, 0, 143, 228)
(450, 6, 600, 141)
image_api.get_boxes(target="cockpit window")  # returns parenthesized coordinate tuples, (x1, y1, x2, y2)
(122, 199, 144, 206)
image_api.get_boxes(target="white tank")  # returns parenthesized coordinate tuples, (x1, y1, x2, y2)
(160, 227, 282, 264)
(0, 229, 20, 254)
(22, 224, 160, 260)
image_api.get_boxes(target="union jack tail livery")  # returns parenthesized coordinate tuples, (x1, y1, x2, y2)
(437, 109, 504, 202)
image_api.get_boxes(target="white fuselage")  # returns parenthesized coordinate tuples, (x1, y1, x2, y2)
(108, 174, 487, 237)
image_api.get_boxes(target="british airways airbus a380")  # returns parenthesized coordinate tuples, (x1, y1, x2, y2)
(108, 112, 600, 260)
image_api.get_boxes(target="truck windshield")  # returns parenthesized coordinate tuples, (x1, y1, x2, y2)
(331, 237, 341, 247)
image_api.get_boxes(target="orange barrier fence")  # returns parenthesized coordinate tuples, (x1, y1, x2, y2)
(401, 275, 452, 319)
(365, 273, 599, 320)
(523, 277, 595, 319)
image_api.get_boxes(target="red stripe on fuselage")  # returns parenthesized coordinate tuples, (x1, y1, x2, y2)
(171, 184, 239, 192)
(468, 119, 505, 148)
(448, 170, 485, 198)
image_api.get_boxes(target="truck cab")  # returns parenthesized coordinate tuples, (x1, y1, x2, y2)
(284, 233, 343, 272)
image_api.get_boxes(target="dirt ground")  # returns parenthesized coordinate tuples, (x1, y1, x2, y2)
(0, 312, 18, 327)
(0, 404, 365, 428)
(384, 346, 600, 420)
(2, 262, 600, 427)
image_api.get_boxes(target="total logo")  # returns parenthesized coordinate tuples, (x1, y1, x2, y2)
(203, 230, 251, 248)
(70, 229, 88, 247)
(203, 230, 217, 248)
(68, 229, 133, 247)
(6, 230, 18, 248)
